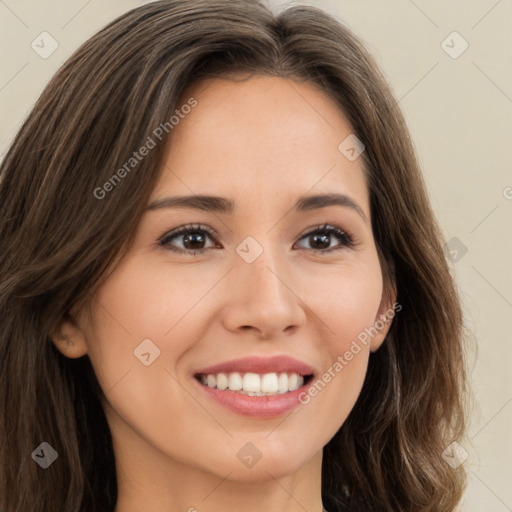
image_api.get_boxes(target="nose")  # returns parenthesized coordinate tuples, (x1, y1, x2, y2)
(220, 242, 307, 340)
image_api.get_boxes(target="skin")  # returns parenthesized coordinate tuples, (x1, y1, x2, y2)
(52, 75, 395, 512)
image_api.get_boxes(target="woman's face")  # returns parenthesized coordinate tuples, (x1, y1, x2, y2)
(60, 75, 394, 482)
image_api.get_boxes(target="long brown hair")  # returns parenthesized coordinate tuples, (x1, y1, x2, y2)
(0, 1, 468, 510)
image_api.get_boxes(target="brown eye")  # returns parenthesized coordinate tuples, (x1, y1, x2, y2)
(159, 222, 355, 256)
(159, 224, 219, 254)
(295, 224, 355, 253)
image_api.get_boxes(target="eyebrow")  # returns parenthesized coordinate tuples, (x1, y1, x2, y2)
(145, 193, 368, 223)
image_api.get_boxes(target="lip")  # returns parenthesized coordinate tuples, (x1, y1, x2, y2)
(193, 355, 315, 376)
(193, 376, 313, 418)
(192, 355, 315, 419)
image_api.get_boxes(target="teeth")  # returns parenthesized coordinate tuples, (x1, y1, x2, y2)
(288, 373, 300, 391)
(243, 372, 260, 392)
(198, 371, 305, 394)
(261, 373, 278, 393)
(228, 372, 243, 391)
(278, 373, 288, 394)
(217, 373, 228, 390)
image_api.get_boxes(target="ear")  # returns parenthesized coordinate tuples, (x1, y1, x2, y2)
(370, 279, 398, 353)
(50, 312, 88, 359)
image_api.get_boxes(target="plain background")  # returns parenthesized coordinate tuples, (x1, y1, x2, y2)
(0, 0, 511, 509)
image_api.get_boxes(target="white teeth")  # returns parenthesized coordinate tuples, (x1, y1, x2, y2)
(288, 373, 304, 391)
(242, 372, 260, 392)
(198, 371, 307, 394)
(228, 372, 243, 391)
(216, 372, 229, 390)
(278, 373, 288, 394)
(261, 373, 278, 393)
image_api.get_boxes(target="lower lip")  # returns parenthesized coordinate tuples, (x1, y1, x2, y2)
(193, 377, 312, 418)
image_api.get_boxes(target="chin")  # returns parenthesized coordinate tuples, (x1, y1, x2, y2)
(220, 455, 309, 483)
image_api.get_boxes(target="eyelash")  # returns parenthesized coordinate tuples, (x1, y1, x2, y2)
(158, 223, 357, 256)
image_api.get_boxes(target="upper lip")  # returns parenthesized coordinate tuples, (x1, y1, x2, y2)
(194, 355, 315, 376)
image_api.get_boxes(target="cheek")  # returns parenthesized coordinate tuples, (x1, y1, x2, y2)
(288, 257, 383, 431)
(81, 260, 215, 466)
(303, 259, 384, 351)
(86, 257, 216, 365)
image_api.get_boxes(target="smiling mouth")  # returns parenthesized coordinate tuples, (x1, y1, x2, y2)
(194, 371, 314, 396)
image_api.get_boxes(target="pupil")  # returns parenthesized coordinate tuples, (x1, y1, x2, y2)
(311, 234, 329, 249)
(184, 232, 205, 249)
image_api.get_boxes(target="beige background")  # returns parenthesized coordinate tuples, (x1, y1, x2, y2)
(1, 0, 511, 509)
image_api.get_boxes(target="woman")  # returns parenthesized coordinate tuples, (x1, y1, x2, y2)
(0, 1, 468, 511)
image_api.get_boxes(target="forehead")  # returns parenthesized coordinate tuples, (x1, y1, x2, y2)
(153, 75, 369, 215)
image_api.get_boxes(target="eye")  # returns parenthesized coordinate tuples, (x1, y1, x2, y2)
(159, 222, 356, 256)
(294, 224, 355, 253)
(159, 223, 219, 255)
